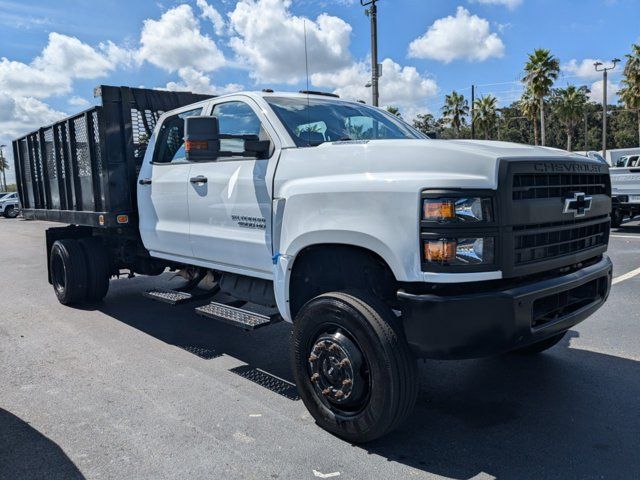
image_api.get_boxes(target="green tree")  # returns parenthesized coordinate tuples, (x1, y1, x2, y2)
(619, 43, 640, 146)
(553, 85, 590, 151)
(441, 91, 469, 138)
(473, 95, 498, 140)
(519, 88, 539, 145)
(412, 113, 436, 135)
(523, 48, 560, 146)
(386, 106, 401, 117)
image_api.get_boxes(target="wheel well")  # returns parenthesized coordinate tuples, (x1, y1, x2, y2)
(289, 244, 398, 319)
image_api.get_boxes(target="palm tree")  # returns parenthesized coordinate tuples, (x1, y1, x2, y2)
(442, 91, 469, 138)
(523, 49, 560, 146)
(554, 85, 590, 151)
(619, 43, 640, 146)
(0, 152, 8, 192)
(519, 88, 539, 145)
(473, 95, 498, 140)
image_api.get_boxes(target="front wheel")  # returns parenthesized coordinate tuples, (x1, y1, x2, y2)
(291, 291, 417, 443)
(4, 206, 18, 218)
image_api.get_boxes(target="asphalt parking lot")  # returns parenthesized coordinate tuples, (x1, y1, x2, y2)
(1, 218, 639, 480)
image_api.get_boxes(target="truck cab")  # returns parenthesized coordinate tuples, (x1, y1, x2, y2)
(14, 88, 613, 443)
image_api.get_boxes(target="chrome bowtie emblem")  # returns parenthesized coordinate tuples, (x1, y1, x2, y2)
(563, 192, 592, 218)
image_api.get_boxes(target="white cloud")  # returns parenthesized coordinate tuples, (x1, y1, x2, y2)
(165, 67, 244, 95)
(229, 0, 352, 83)
(32, 32, 113, 79)
(469, 0, 523, 9)
(563, 58, 621, 81)
(0, 32, 119, 99)
(588, 79, 620, 104)
(100, 40, 138, 69)
(68, 96, 91, 107)
(0, 93, 67, 183)
(408, 6, 505, 63)
(197, 0, 227, 36)
(311, 58, 438, 119)
(138, 4, 225, 73)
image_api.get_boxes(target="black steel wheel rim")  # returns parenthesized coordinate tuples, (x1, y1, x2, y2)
(306, 322, 371, 417)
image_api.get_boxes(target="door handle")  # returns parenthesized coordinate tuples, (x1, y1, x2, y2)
(190, 176, 208, 184)
(139, 178, 152, 185)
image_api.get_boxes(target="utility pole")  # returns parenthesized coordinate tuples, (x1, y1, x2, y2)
(471, 85, 476, 139)
(361, 0, 380, 107)
(594, 59, 620, 160)
(0, 145, 6, 192)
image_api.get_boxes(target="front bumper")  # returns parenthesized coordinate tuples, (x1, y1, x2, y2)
(398, 256, 612, 359)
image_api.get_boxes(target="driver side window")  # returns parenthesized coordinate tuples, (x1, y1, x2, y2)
(153, 107, 203, 164)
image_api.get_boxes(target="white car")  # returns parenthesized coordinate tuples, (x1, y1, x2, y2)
(0, 192, 19, 218)
(14, 88, 613, 442)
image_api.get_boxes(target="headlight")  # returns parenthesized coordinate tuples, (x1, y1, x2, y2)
(424, 237, 495, 266)
(423, 197, 493, 223)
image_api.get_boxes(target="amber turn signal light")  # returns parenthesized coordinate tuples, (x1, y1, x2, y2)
(185, 140, 209, 151)
(424, 239, 457, 263)
(423, 200, 456, 221)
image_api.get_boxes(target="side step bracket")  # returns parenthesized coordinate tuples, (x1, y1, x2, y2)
(195, 302, 282, 331)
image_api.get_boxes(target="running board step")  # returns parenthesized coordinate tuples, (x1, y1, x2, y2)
(195, 302, 282, 331)
(144, 288, 212, 306)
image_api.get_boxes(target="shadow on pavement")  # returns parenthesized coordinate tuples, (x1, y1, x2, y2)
(96, 275, 640, 480)
(0, 408, 84, 480)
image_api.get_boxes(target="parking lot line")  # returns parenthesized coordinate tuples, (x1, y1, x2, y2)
(611, 234, 640, 239)
(613, 266, 640, 285)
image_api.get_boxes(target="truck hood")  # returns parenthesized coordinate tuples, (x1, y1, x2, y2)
(277, 139, 587, 192)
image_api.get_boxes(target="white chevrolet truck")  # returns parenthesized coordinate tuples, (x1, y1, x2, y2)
(13, 86, 613, 442)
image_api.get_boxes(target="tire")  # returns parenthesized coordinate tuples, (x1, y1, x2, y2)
(50, 239, 88, 305)
(511, 332, 567, 355)
(291, 291, 418, 443)
(78, 237, 110, 302)
(4, 206, 18, 218)
(611, 209, 624, 228)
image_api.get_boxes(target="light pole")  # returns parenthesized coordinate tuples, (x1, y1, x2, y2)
(361, 0, 380, 107)
(0, 145, 6, 192)
(594, 58, 620, 159)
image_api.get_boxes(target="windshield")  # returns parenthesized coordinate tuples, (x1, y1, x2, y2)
(265, 96, 425, 147)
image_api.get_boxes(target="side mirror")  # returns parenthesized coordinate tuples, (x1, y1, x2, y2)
(185, 116, 220, 162)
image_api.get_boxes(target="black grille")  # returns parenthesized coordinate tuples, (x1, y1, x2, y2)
(512, 173, 609, 200)
(514, 216, 609, 265)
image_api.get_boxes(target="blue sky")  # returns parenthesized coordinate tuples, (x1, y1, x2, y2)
(1, 0, 639, 181)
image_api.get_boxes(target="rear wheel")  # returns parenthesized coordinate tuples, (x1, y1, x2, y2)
(511, 332, 567, 355)
(78, 237, 111, 302)
(291, 291, 417, 443)
(50, 239, 88, 305)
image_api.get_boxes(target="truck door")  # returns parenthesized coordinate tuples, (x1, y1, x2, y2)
(138, 106, 203, 258)
(188, 99, 279, 278)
